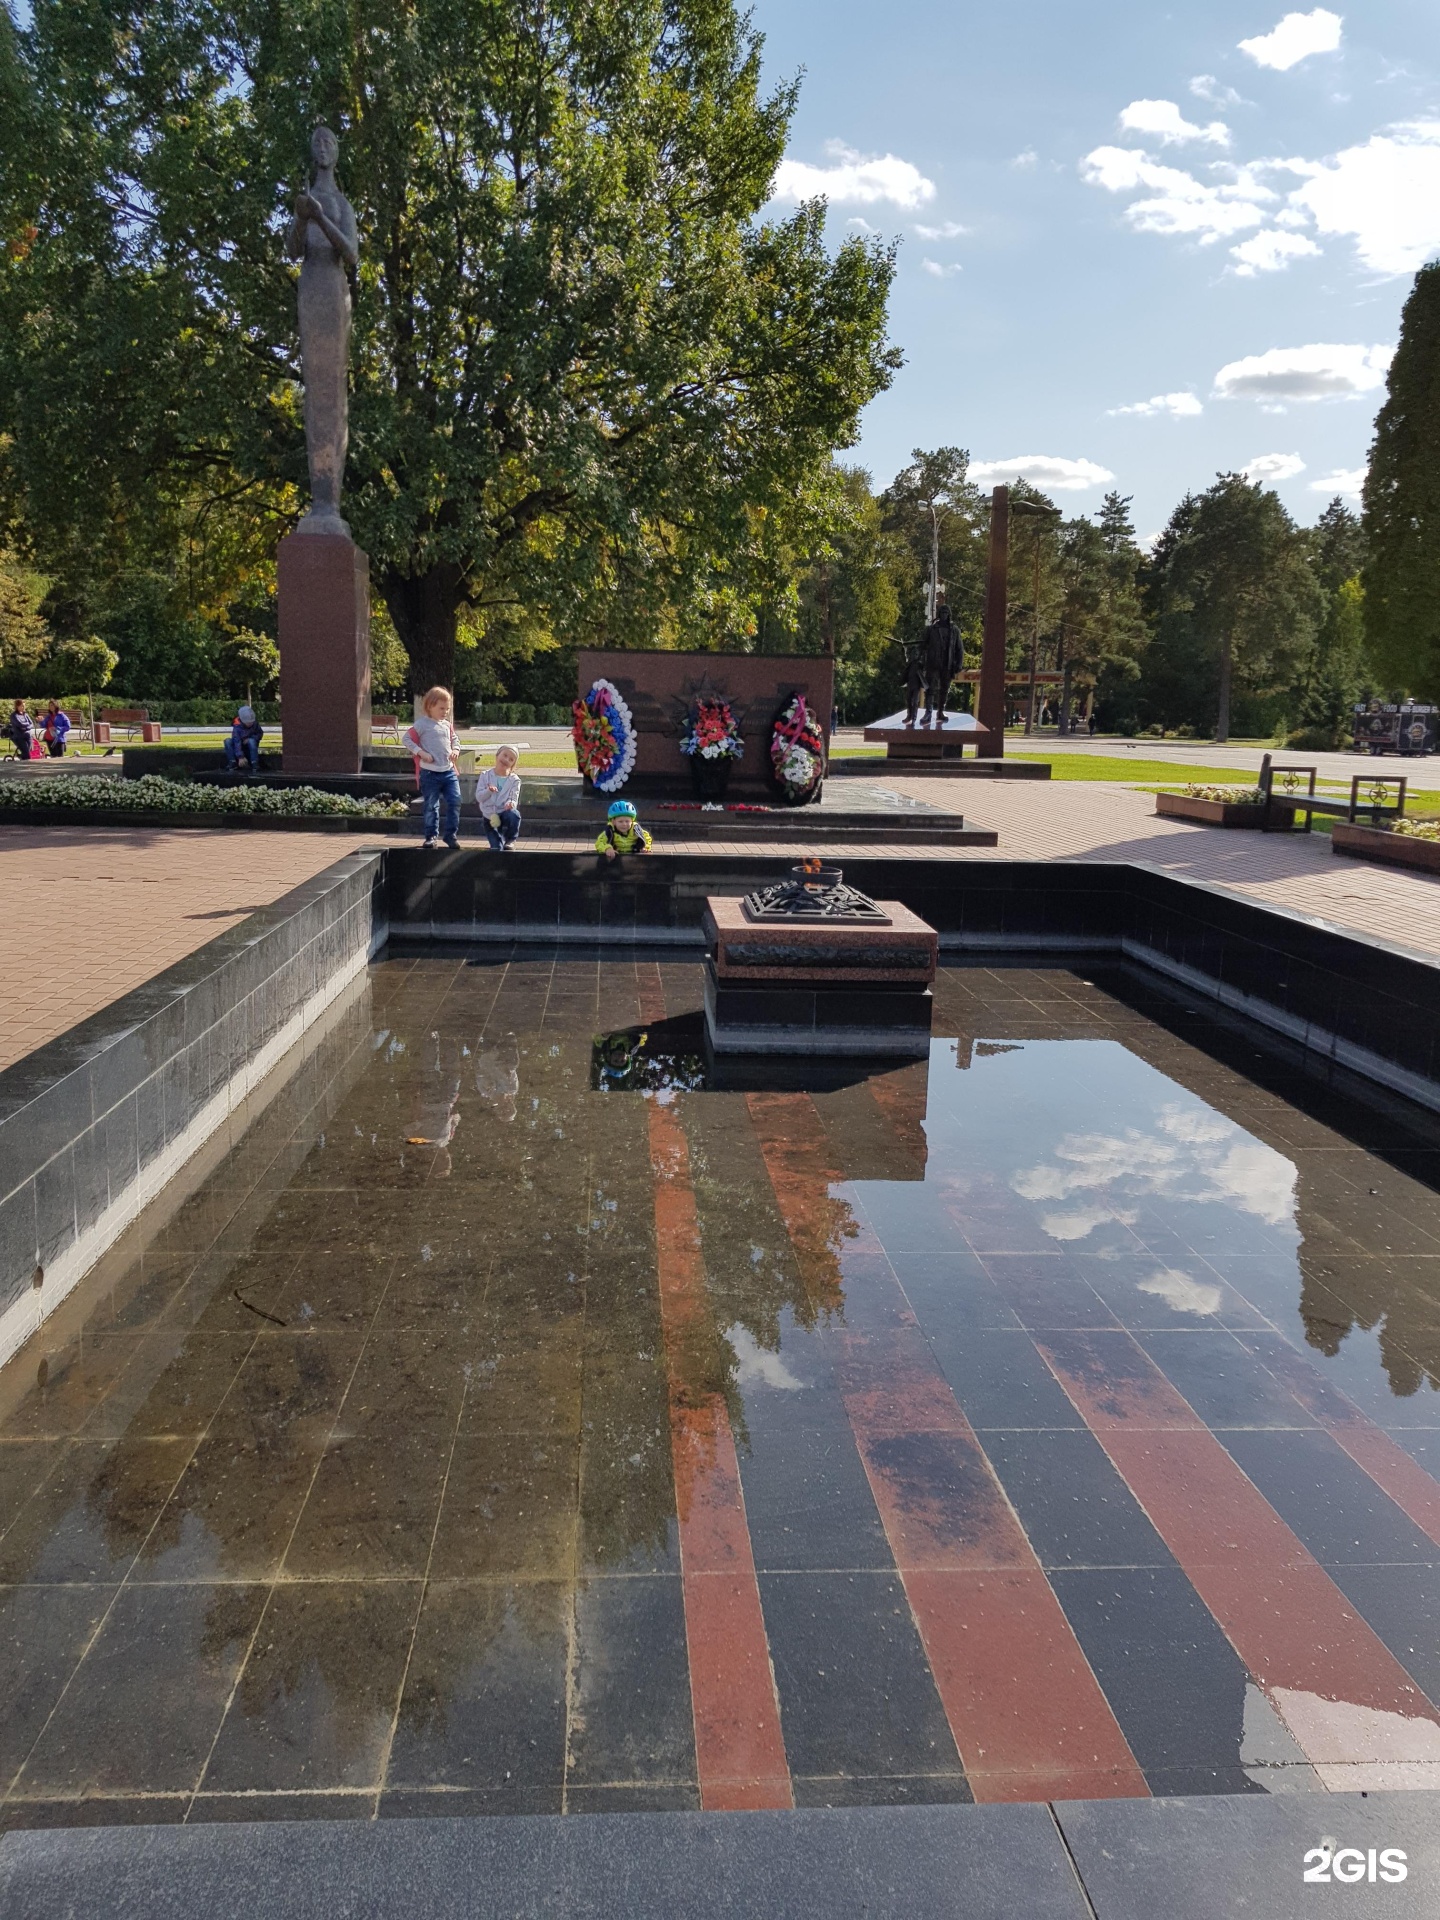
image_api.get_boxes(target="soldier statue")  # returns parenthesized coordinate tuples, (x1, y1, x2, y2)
(920, 602, 964, 725)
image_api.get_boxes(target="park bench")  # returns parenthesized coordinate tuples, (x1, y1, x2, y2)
(93, 707, 162, 745)
(370, 713, 402, 744)
(1259, 753, 1407, 834)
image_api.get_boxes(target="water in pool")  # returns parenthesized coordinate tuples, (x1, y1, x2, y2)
(0, 952, 1436, 1824)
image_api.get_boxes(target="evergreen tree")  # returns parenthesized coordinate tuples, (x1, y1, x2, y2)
(1150, 475, 1322, 742)
(1363, 262, 1440, 696)
(1295, 499, 1369, 742)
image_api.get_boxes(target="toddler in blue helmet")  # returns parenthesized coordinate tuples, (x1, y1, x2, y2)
(596, 798, 653, 859)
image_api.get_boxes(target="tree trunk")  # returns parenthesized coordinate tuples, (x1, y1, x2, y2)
(383, 563, 465, 703)
(1216, 632, 1233, 743)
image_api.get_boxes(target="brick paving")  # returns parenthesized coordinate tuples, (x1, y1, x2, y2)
(0, 826, 351, 1073)
(1, 780, 1437, 1073)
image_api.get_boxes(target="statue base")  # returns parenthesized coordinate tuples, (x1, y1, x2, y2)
(278, 531, 371, 774)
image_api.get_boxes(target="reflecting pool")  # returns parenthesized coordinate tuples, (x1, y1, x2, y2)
(0, 953, 1437, 1825)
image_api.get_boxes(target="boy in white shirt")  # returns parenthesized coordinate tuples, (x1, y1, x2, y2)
(407, 686, 462, 849)
(475, 744, 522, 851)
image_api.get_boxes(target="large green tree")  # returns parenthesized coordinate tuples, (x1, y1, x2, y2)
(1150, 474, 1322, 742)
(0, 0, 898, 692)
(1294, 498, 1369, 741)
(1363, 262, 1440, 697)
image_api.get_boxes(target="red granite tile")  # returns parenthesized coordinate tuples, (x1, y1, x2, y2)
(648, 1098, 791, 1812)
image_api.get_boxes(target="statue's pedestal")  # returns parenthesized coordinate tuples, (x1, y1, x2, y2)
(278, 532, 371, 774)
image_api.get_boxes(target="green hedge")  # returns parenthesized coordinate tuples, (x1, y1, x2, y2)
(5, 696, 284, 726)
(472, 701, 572, 728)
(0, 775, 405, 819)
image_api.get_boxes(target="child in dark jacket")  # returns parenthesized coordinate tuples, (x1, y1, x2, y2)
(225, 705, 263, 772)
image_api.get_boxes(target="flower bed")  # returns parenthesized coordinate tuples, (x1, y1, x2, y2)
(1156, 787, 1264, 828)
(0, 774, 406, 820)
(1333, 820, 1440, 873)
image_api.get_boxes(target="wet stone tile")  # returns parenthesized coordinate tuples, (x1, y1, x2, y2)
(386, 1579, 569, 1790)
(201, 1580, 422, 1793)
(0, 1438, 191, 1585)
(427, 1433, 577, 1580)
(19, 1582, 267, 1796)
(0, 1584, 116, 1790)
(758, 1570, 963, 1783)
(565, 1575, 694, 1788)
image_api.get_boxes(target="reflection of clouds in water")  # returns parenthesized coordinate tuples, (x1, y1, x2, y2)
(1138, 1269, 1224, 1316)
(726, 1325, 803, 1391)
(474, 1033, 520, 1124)
(1041, 1203, 1139, 1242)
(1014, 1100, 1296, 1233)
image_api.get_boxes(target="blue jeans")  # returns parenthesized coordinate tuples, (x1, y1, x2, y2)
(484, 807, 521, 850)
(420, 768, 462, 843)
(225, 737, 259, 771)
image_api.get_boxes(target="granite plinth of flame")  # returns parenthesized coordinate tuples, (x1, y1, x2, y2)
(702, 895, 936, 1056)
(704, 897, 937, 984)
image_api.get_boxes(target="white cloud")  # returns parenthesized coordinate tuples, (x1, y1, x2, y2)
(1308, 466, 1367, 496)
(1109, 391, 1204, 418)
(1242, 451, 1306, 481)
(1238, 8, 1343, 71)
(1191, 74, 1246, 107)
(1229, 228, 1322, 274)
(1282, 122, 1440, 273)
(772, 141, 935, 209)
(846, 217, 880, 235)
(1081, 146, 1270, 242)
(915, 220, 968, 240)
(1011, 149, 1038, 170)
(1213, 341, 1393, 401)
(1138, 1269, 1224, 1316)
(1119, 99, 1229, 147)
(1013, 1101, 1297, 1233)
(921, 258, 963, 278)
(969, 455, 1114, 491)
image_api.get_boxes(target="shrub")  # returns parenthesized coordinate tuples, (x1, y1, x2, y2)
(0, 774, 406, 819)
(1391, 818, 1440, 841)
(1183, 783, 1264, 805)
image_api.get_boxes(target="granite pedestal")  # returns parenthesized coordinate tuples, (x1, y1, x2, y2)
(702, 894, 936, 1056)
(278, 530, 372, 774)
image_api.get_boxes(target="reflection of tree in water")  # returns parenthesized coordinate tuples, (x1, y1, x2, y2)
(1298, 1251, 1440, 1399)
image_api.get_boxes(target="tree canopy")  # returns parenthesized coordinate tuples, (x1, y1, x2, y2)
(0, 0, 899, 690)
(1147, 474, 1322, 742)
(1363, 261, 1440, 698)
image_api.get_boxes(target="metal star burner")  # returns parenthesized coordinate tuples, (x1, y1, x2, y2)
(741, 860, 892, 925)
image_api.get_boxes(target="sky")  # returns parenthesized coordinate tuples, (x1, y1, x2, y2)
(751, 0, 1440, 539)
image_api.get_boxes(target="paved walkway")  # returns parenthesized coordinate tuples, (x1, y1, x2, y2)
(0, 827, 351, 1073)
(1, 783, 1437, 1073)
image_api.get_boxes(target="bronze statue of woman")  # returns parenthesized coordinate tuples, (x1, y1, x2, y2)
(286, 125, 359, 536)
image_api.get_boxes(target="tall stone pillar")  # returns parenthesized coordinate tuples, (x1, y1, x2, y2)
(978, 484, 1009, 757)
(277, 532, 371, 774)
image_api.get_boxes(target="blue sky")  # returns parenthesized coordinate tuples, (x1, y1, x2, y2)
(753, 1, 1440, 538)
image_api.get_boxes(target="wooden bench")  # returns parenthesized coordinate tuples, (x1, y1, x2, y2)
(94, 707, 162, 744)
(370, 713, 402, 744)
(1259, 754, 1407, 833)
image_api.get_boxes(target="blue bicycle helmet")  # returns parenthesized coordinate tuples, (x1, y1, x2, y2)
(607, 799, 637, 818)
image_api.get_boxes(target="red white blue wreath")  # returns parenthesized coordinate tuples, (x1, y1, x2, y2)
(769, 693, 825, 803)
(571, 678, 636, 793)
